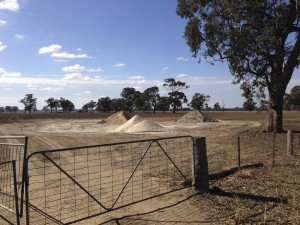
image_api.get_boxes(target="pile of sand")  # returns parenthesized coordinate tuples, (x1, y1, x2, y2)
(177, 110, 218, 123)
(112, 115, 143, 132)
(104, 111, 131, 125)
(127, 120, 166, 133)
(112, 115, 167, 133)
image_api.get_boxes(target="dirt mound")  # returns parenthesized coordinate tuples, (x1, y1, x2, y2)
(177, 110, 218, 123)
(112, 115, 167, 133)
(112, 115, 143, 132)
(127, 120, 167, 133)
(104, 111, 131, 125)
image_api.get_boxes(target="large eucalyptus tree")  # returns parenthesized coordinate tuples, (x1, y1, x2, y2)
(177, 0, 300, 132)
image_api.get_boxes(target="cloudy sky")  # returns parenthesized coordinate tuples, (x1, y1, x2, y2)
(0, 0, 299, 110)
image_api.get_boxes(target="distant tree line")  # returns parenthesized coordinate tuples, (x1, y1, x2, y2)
(8, 78, 299, 114)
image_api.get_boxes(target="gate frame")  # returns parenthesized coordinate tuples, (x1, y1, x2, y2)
(0, 136, 28, 219)
(24, 135, 196, 225)
(0, 160, 20, 225)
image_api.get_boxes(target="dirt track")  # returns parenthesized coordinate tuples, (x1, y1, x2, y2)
(0, 111, 300, 224)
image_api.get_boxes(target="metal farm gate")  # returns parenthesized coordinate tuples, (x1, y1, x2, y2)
(24, 136, 194, 224)
(0, 136, 28, 225)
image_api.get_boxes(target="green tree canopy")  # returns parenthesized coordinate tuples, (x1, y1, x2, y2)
(163, 78, 189, 113)
(45, 97, 59, 113)
(19, 94, 37, 113)
(143, 86, 160, 114)
(111, 98, 126, 112)
(177, 0, 300, 132)
(190, 93, 210, 111)
(59, 98, 75, 113)
(96, 97, 112, 112)
(157, 96, 171, 112)
(243, 98, 256, 112)
(283, 93, 292, 111)
(120, 87, 141, 113)
(213, 102, 221, 111)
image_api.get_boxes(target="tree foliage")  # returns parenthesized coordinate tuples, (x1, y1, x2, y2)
(59, 98, 75, 113)
(285, 86, 300, 110)
(243, 98, 256, 112)
(121, 87, 141, 113)
(45, 97, 59, 113)
(163, 78, 189, 113)
(96, 97, 112, 112)
(19, 94, 37, 113)
(213, 102, 221, 111)
(177, 0, 300, 132)
(111, 98, 126, 112)
(157, 96, 171, 112)
(190, 93, 210, 111)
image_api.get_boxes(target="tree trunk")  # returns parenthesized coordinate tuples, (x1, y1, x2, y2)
(262, 95, 284, 132)
(173, 106, 176, 114)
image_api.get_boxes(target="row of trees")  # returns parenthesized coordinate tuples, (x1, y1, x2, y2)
(15, 84, 300, 114)
(81, 78, 211, 113)
(241, 86, 300, 112)
(0, 106, 19, 113)
(17, 78, 214, 114)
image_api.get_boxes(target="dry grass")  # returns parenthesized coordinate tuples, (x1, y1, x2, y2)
(1, 110, 300, 224)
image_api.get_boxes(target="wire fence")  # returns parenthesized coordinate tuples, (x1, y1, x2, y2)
(205, 130, 300, 175)
(25, 136, 194, 224)
(0, 160, 20, 225)
(0, 136, 28, 183)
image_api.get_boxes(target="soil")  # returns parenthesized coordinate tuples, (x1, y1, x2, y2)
(0, 111, 299, 224)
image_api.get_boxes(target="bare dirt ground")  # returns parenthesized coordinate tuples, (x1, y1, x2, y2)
(0, 111, 300, 224)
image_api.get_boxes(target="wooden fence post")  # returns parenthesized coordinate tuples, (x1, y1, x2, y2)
(193, 137, 209, 193)
(287, 130, 294, 156)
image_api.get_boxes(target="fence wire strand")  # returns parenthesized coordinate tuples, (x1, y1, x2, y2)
(26, 136, 193, 224)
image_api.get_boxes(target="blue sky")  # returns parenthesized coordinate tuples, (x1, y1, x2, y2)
(0, 0, 299, 110)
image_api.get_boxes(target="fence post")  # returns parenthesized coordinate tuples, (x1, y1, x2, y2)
(237, 136, 241, 169)
(193, 137, 209, 193)
(287, 130, 294, 156)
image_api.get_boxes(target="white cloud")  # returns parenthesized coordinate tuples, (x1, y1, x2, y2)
(0, 0, 19, 12)
(27, 83, 37, 90)
(162, 66, 168, 71)
(0, 20, 7, 26)
(83, 76, 91, 81)
(114, 63, 125, 67)
(176, 73, 189, 78)
(1, 72, 21, 77)
(83, 91, 91, 95)
(77, 48, 82, 51)
(15, 34, 24, 39)
(39, 87, 63, 92)
(0, 67, 6, 73)
(86, 68, 103, 73)
(54, 59, 67, 63)
(62, 64, 85, 73)
(176, 56, 189, 62)
(51, 52, 88, 59)
(39, 44, 62, 54)
(128, 75, 144, 80)
(62, 73, 83, 80)
(0, 41, 7, 51)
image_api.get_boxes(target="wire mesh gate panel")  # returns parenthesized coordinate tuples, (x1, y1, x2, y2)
(0, 160, 20, 225)
(25, 136, 194, 224)
(0, 136, 28, 222)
